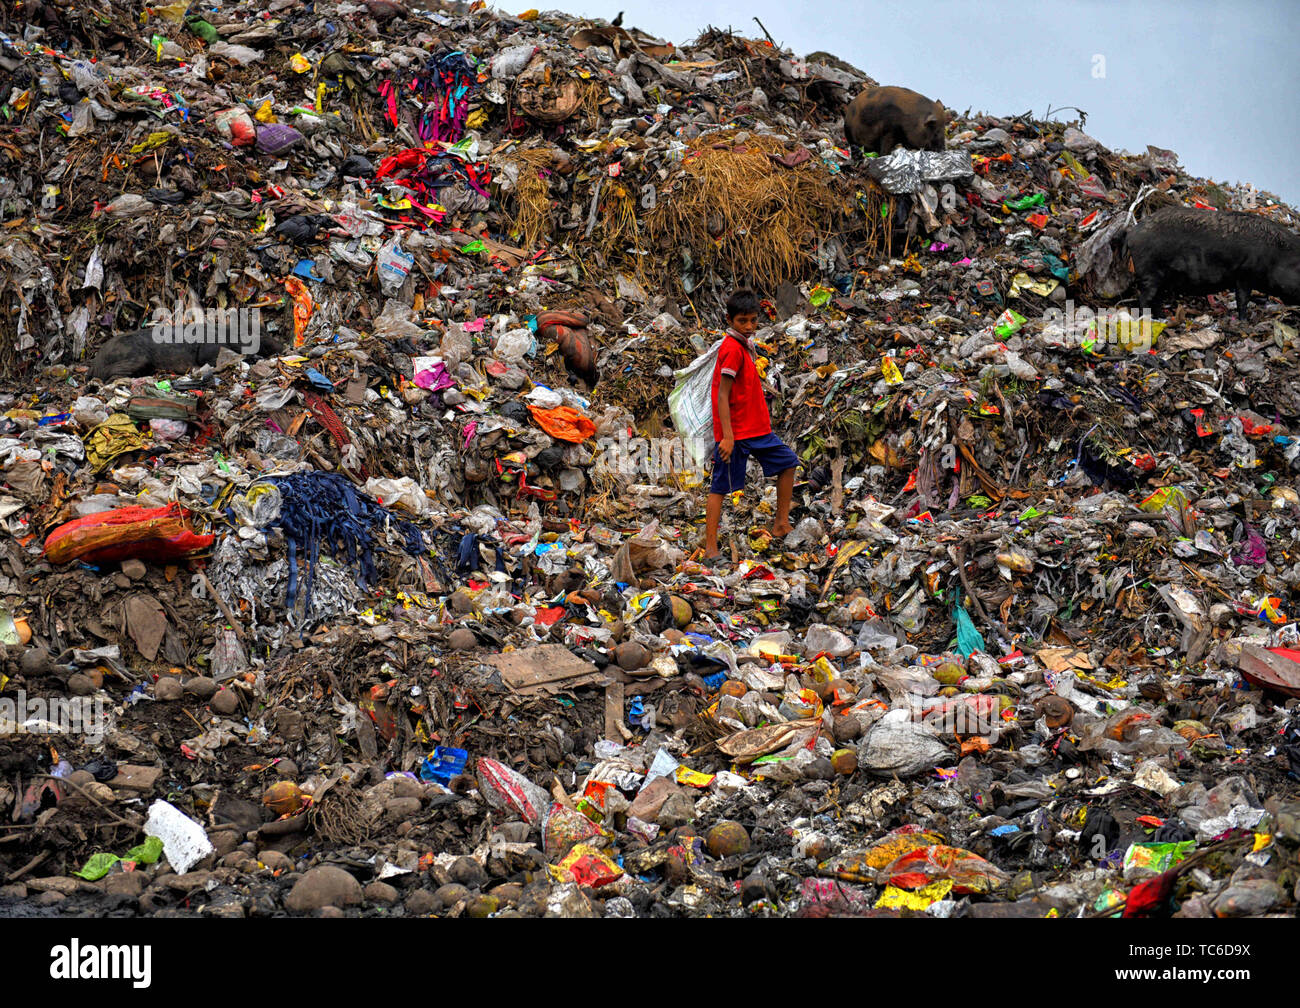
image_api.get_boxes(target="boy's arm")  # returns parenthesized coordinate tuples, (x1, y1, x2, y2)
(716, 374, 735, 461)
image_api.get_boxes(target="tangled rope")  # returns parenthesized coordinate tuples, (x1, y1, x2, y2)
(267, 471, 426, 615)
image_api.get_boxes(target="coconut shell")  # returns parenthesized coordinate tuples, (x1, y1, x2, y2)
(667, 594, 694, 629)
(263, 781, 306, 817)
(615, 641, 650, 670)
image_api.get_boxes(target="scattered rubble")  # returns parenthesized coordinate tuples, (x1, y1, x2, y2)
(0, 0, 1297, 919)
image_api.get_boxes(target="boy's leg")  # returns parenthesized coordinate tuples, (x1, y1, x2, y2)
(706, 439, 749, 559)
(705, 492, 725, 558)
(772, 468, 795, 538)
(746, 434, 800, 538)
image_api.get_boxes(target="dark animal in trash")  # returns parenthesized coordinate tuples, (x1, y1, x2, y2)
(1122, 206, 1300, 319)
(844, 85, 947, 156)
(88, 325, 285, 379)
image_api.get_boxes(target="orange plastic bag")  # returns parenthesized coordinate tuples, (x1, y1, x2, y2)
(527, 404, 595, 442)
(881, 844, 1008, 895)
(820, 825, 944, 882)
(44, 503, 213, 565)
(284, 277, 313, 347)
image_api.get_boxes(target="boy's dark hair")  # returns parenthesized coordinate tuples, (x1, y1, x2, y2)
(725, 288, 761, 321)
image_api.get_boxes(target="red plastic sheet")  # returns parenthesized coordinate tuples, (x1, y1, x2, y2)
(44, 503, 213, 565)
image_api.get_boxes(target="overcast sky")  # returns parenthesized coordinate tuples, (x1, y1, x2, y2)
(541, 0, 1300, 208)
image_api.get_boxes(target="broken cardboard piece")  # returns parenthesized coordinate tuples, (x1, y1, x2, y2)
(487, 643, 608, 696)
(123, 593, 168, 662)
(604, 679, 626, 741)
(715, 719, 819, 763)
(1035, 646, 1095, 672)
(108, 764, 163, 793)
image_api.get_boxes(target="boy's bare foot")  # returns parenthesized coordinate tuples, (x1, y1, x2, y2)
(771, 522, 793, 538)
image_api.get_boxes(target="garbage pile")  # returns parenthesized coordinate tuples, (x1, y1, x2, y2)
(0, 0, 1298, 919)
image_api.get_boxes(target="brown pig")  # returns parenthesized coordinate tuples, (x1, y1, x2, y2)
(844, 85, 947, 156)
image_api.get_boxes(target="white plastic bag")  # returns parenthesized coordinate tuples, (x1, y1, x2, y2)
(804, 623, 854, 657)
(210, 626, 248, 682)
(364, 476, 430, 517)
(525, 385, 562, 409)
(376, 235, 415, 297)
(858, 711, 951, 777)
(492, 44, 537, 80)
(439, 323, 473, 370)
(667, 338, 722, 468)
(72, 396, 109, 427)
(494, 327, 533, 363)
(373, 299, 426, 339)
(149, 418, 188, 441)
(476, 758, 550, 829)
(144, 800, 214, 874)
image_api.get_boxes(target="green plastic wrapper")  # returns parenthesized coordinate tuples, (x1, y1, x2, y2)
(186, 18, 219, 43)
(1006, 193, 1045, 210)
(808, 285, 833, 307)
(1123, 840, 1195, 876)
(1093, 887, 1124, 913)
(993, 309, 1028, 337)
(126, 836, 164, 864)
(74, 853, 119, 881)
(74, 836, 164, 880)
(952, 600, 985, 657)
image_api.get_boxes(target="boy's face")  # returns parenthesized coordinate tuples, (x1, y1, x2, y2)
(728, 311, 758, 336)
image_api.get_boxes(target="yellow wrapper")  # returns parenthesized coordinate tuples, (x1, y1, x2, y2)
(875, 879, 953, 909)
(1009, 272, 1059, 298)
(1139, 486, 1188, 514)
(675, 766, 716, 788)
(809, 657, 837, 683)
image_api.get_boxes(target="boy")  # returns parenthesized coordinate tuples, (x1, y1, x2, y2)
(704, 289, 798, 561)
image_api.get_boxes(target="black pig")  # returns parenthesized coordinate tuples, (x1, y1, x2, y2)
(1123, 206, 1300, 319)
(844, 86, 946, 156)
(88, 320, 284, 379)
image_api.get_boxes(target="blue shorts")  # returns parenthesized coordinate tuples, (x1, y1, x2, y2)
(710, 433, 799, 495)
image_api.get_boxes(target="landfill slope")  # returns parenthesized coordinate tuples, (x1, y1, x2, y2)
(0, 2, 1297, 919)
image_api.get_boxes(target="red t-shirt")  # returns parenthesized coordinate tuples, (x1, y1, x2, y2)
(711, 330, 771, 442)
